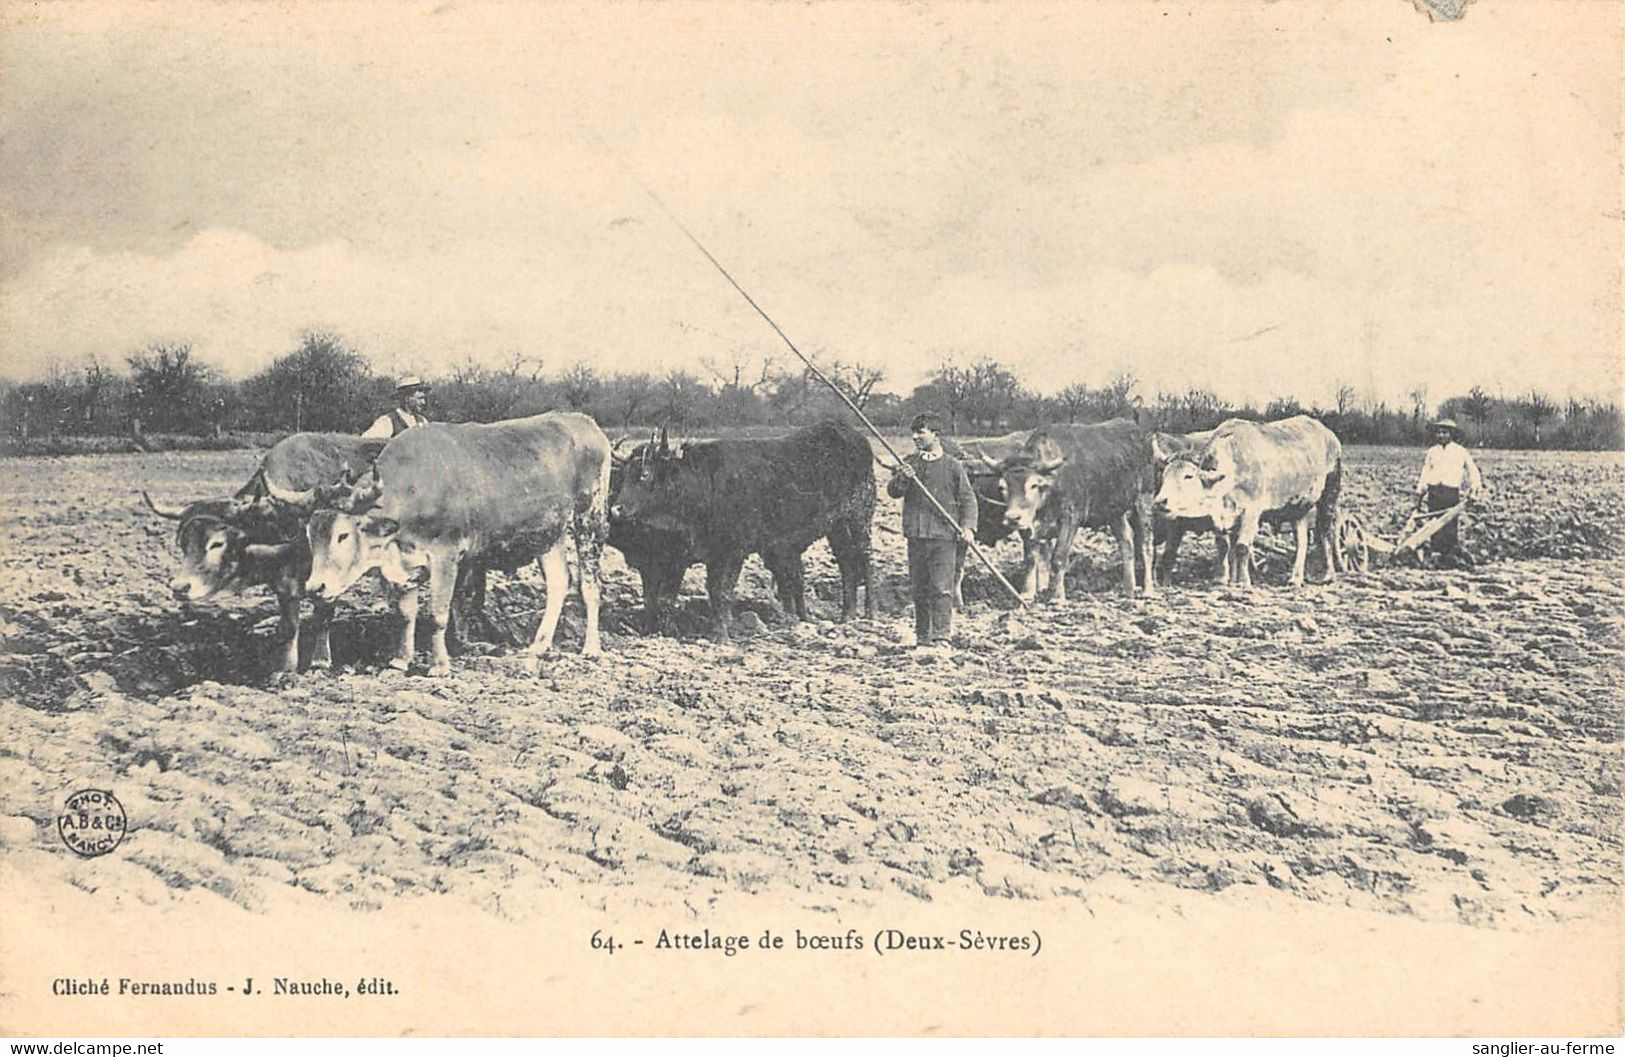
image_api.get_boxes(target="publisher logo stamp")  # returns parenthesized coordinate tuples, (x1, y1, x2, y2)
(58, 789, 127, 858)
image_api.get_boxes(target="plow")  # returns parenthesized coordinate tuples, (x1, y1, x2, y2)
(1242, 502, 1468, 574)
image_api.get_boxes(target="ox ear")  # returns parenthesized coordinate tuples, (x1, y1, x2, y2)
(1034, 454, 1065, 475)
(1199, 469, 1226, 486)
(361, 515, 399, 539)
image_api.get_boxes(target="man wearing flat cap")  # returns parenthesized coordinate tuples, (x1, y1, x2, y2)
(888, 411, 978, 648)
(1415, 418, 1483, 564)
(363, 375, 432, 439)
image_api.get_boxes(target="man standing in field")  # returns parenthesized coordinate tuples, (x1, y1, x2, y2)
(362, 376, 431, 439)
(1416, 417, 1484, 566)
(888, 412, 978, 648)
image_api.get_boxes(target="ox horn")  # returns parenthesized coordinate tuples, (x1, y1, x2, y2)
(243, 542, 298, 561)
(140, 491, 187, 520)
(234, 467, 270, 500)
(263, 477, 318, 506)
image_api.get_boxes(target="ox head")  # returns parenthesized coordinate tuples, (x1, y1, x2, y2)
(143, 491, 302, 601)
(999, 438, 1066, 532)
(1153, 450, 1230, 520)
(608, 427, 684, 529)
(304, 507, 402, 600)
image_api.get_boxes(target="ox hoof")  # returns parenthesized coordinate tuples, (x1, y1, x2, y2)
(308, 658, 332, 671)
(581, 642, 603, 658)
(426, 663, 453, 678)
(387, 657, 410, 672)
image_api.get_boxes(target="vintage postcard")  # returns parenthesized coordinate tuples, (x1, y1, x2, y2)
(1, 0, 1620, 1038)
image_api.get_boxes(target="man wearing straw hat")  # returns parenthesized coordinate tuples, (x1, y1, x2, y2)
(363, 375, 432, 439)
(1415, 418, 1484, 565)
(888, 412, 979, 648)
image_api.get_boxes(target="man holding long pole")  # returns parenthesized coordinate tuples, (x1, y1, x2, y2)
(889, 412, 979, 649)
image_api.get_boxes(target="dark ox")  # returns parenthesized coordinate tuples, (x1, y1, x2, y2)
(948, 431, 1055, 602)
(608, 420, 876, 641)
(1152, 415, 1344, 589)
(303, 412, 611, 676)
(143, 433, 387, 672)
(999, 418, 1156, 601)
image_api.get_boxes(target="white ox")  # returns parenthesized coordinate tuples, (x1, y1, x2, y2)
(1151, 416, 1344, 589)
(302, 412, 610, 676)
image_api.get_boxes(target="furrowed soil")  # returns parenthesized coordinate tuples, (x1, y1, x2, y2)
(1, 444, 1620, 929)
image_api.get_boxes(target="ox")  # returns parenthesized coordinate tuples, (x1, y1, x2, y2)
(1147, 427, 1231, 583)
(1151, 415, 1343, 589)
(998, 418, 1156, 601)
(608, 420, 876, 641)
(302, 412, 611, 676)
(143, 433, 387, 672)
(948, 431, 1054, 603)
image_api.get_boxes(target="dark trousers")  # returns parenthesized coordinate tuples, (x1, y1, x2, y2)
(907, 537, 957, 644)
(1424, 484, 1461, 555)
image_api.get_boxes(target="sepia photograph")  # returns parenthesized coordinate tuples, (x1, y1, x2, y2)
(1, 0, 1620, 1039)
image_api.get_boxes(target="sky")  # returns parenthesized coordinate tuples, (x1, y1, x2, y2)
(0, 1, 1619, 408)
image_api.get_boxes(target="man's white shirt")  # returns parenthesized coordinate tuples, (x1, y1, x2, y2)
(1417, 441, 1483, 495)
(361, 409, 428, 439)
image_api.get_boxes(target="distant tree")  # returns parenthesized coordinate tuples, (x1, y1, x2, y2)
(1104, 370, 1139, 417)
(1462, 385, 1492, 439)
(238, 332, 378, 432)
(1055, 382, 1091, 424)
(928, 357, 974, 433)
(600, 372, 658, 428)
(1521, 390, 1556, 447)
(1334, 383, 1358, 418)
(655, 370, 710, 428)
(128, 342, 216, 434)
(558, 364, 600, 412)
(1265, 395, 1305, 421)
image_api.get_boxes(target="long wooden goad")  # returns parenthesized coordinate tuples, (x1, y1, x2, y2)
(602, 139, 1028, 608)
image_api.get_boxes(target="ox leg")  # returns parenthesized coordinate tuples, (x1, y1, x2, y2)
(275, 591, 301, 673)
(1212, 532, 1231, 584)
(308, 599, 335, 670)
(574, 521, 605, 658)
(1158, 521, 1185, 583)
(424, 556, 459, 677)
(1017, 531, 1042, 603)
(1114, 512, 1137, 598)
(1136, 507, 1157, 599)
(1049, 522, 1079, 604)
(1233, 513, 1261, 591)
(1289, 514, 1311, 588)
(1319, 507, 1341, 582)
(522, 542, 569, 674)
(827, 523, 868, 621)
(705, 557, 745, 643)
(389, 581, 419, 671)
(762, 548, 804, 623)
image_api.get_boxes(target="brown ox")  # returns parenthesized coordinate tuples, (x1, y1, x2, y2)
(998, 418, 1157, 601)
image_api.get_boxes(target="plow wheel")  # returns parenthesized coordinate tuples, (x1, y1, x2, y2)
(1337, 515, 1371, 573)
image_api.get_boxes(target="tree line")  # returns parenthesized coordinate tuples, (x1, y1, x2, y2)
(2, 333, 1619, 451)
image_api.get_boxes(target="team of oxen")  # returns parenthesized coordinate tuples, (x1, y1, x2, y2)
(142, 410, 1347, 675)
